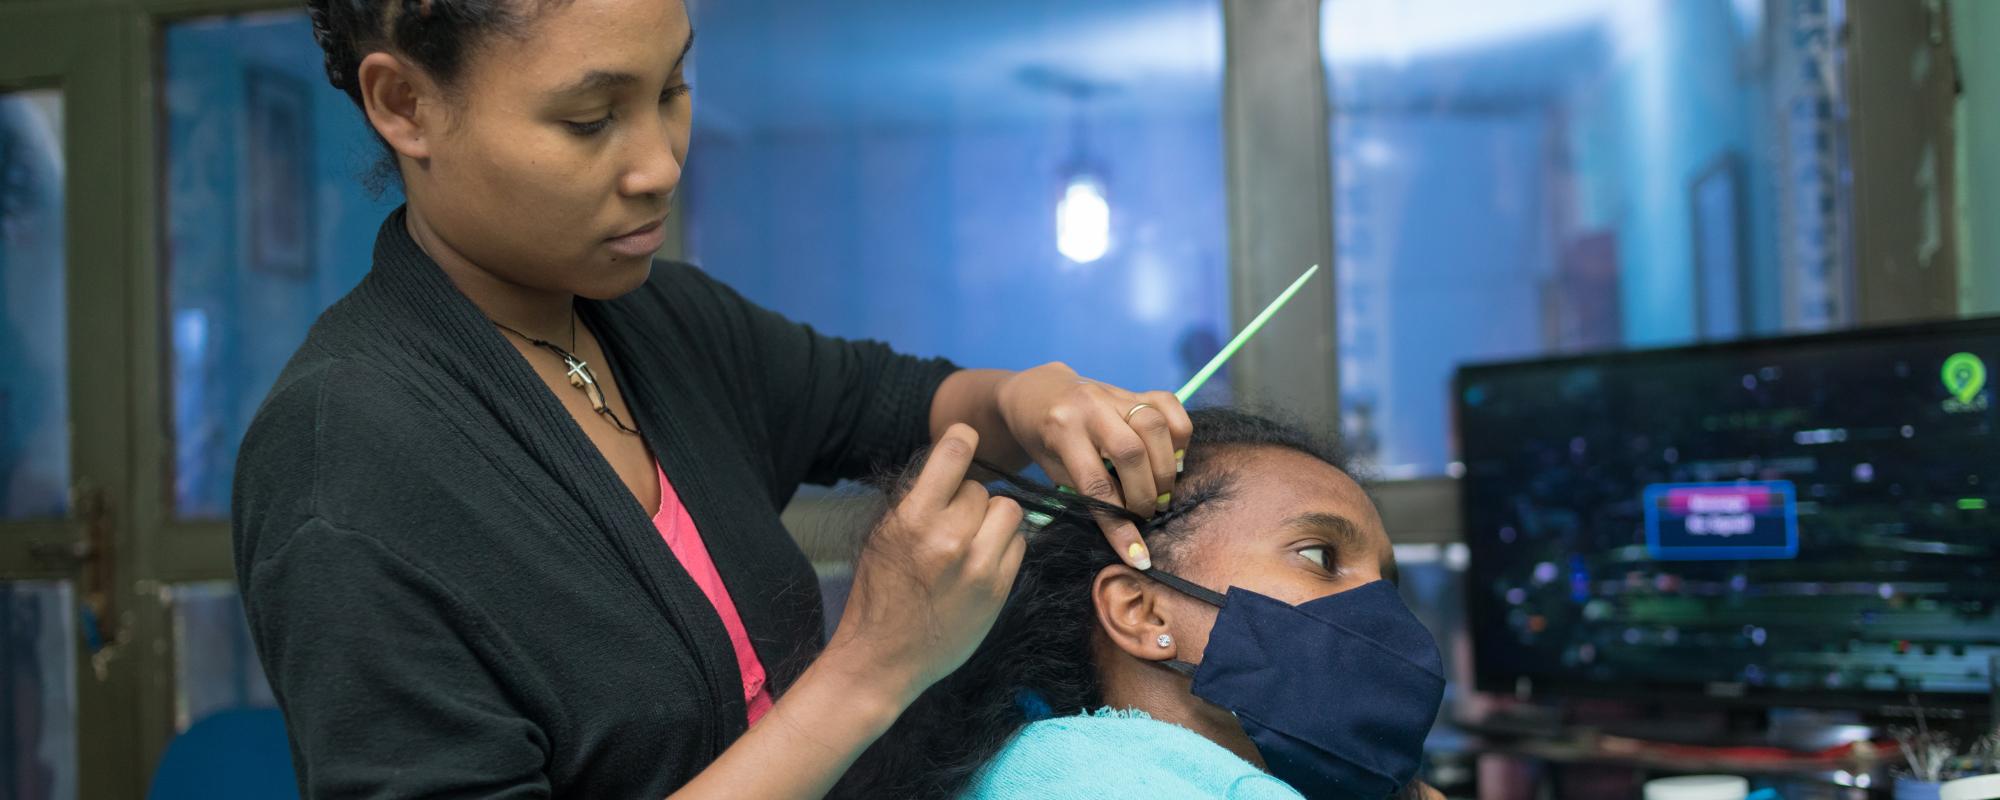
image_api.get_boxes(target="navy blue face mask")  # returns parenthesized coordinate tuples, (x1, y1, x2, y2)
(1144, 569, 1446, 800)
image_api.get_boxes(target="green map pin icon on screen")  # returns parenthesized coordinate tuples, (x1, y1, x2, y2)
(1942, 352, 1986, 404)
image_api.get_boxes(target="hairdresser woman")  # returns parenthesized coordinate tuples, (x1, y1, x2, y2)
(231, 0, 1192, 797)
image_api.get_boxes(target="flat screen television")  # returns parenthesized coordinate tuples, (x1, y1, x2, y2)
(1456, 317, 1999, 713)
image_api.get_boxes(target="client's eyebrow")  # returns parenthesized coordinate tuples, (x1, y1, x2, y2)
(1281, 511, 1365, 545)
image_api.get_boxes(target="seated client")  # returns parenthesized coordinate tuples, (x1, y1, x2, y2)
(832, 408, 1446, 800)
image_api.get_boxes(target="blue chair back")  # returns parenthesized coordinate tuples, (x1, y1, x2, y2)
(146, 707, 298, 800)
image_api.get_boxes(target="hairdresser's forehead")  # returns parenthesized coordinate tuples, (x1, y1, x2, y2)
(465, 0, 688, 95)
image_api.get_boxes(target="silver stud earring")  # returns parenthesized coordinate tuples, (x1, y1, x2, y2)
(1156, 634, 1174, 649)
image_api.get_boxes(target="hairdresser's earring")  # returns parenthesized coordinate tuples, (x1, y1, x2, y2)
(1156, 634, 1174, 649)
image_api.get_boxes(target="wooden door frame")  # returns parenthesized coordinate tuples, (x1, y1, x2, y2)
(0, 5, 145, 797)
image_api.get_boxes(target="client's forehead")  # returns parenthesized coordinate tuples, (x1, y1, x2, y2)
(1187, 446, 1387, 548)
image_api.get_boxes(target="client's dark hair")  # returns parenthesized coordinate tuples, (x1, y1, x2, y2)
(832, 408, 1421, 799)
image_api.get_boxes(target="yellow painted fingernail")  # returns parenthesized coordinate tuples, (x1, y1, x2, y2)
(1156, 493, 1173, 511)
(1175, 450, 1186, 473)
(1127, 541, 1152, 570)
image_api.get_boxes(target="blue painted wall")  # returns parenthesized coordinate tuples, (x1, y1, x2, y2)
(683, 114, 1231, 398)
(163, 13, 399, 517)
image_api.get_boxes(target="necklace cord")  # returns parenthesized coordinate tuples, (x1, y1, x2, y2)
(492, 308, 642, 436)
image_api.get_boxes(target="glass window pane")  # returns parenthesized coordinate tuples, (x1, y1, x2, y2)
(1325, 0, 1854, 477)
(1, 580, 79, 800)
(163, 13, 401, 518)
(165, 583, 275, 733)
(682, 0, 1231, 400)
(1961, 0, 2000, 316)
(0, 88, 69, 519)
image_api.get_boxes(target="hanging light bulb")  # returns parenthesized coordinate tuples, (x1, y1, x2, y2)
(1026, 66, 1115, 265)
(1057, 172, 1110, 264)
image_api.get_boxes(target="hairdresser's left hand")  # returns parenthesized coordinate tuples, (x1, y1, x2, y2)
(995, 362, 1194, 569)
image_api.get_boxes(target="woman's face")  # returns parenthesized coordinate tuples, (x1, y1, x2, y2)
(405, 0, 694, 300)
(1160, 446, 1394, 659)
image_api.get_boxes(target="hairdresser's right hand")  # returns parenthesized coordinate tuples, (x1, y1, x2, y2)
(823, 424, 1027, 704)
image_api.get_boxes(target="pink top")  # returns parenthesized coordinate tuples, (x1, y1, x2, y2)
(650, 463, 775, 726)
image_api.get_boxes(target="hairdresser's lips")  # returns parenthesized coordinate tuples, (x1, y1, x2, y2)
(605, 217, 668, 259)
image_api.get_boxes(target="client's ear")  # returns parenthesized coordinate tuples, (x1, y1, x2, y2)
(1092, 564, 1178, 662)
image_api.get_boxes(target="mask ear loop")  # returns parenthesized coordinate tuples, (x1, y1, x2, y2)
(1139, 566, 1229, 678)
(1142, 566, 1228, 608)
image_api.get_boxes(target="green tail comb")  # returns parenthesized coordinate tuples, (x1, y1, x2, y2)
(1173, 263, 1320, 403)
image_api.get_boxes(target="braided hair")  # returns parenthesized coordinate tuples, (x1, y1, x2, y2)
(301, 0, 545, 190)
(830, 408, 1426, 800)
(304, 0, 538, 105)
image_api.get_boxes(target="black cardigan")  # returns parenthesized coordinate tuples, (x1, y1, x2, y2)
(232, 209, 957, 798)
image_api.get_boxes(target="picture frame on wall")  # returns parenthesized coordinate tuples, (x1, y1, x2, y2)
(245, 68, 313, 279)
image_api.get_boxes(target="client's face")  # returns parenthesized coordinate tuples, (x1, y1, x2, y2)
(1159, 446, 1393, 663)
(1090, 444, 1400, 769)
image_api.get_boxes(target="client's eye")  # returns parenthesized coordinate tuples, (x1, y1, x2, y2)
(1297, 546, 1333, 570)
